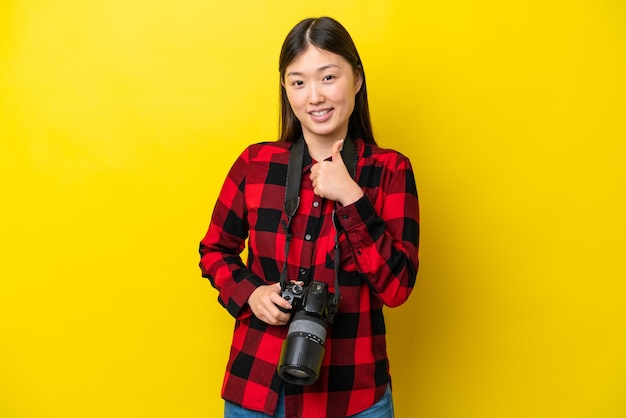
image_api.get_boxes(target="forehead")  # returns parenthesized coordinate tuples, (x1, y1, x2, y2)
(285, 45, 350, 74)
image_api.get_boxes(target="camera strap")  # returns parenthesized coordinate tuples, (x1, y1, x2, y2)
(279, 135, 358, 317)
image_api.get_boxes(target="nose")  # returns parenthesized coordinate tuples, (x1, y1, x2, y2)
(308, 83, 324, 104)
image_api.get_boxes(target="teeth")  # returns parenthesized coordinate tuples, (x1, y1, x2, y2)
(311, 110, 330, 116)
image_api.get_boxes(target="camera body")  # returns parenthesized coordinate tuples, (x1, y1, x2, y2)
(277, 281, 338, 385)
(280, 281, 337, 323)
(279, 282, 306, 312)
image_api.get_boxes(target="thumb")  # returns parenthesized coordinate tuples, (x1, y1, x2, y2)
(331, 139, 345, 162)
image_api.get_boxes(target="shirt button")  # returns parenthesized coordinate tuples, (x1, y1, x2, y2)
(342, 215, 349, 220)
(305, 234, 312, 241)
(313, 201, 320, 208)
(299, 268, 307, 276)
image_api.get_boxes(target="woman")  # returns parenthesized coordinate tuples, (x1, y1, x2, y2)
(199, 16, 419, 418)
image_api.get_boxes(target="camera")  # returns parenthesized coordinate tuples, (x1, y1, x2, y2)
(277, 281, 338, 385)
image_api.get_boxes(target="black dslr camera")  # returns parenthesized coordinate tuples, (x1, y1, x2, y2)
(277, 281, 338, 385)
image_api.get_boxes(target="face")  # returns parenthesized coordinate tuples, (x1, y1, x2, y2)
(283, 45, 362, 145)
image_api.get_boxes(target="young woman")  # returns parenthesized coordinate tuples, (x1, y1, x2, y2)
(199, 16, 419, 418)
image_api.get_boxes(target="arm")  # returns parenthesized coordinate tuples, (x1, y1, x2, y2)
(336, 155, 419, 307)
(198, 148, 258, 318)
(198, 147, 293, 322)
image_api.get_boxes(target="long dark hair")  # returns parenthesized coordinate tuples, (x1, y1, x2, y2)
(278, 17, 376, 145)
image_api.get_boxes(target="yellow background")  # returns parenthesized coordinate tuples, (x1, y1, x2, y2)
(1, 1, 625, 417)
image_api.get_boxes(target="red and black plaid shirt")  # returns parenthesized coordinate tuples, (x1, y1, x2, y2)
(199, 138, 419, 418)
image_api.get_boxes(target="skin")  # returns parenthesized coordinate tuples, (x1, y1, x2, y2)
(248, 44, 365, 325)
(248, 282, 293, 326)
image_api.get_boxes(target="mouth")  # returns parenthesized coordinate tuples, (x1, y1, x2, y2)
(309, 108, 334, 121)
(310, 109, 331, 117)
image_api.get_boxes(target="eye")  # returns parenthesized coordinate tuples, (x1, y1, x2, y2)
(290, 80, 304, 88)
(323, 75, 336, 82)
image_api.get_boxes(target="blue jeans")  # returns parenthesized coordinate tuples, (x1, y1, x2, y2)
(224, 384, 394, 418)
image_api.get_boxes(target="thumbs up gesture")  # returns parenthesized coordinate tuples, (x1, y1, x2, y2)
(310, 139, 364, 206)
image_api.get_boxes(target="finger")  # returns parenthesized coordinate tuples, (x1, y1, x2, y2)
(262, 309, 289, 326)
(275, 311, 291, 325)
(310, 163, 320, 179)
(271, 291, 292, 311)
(331, 139, 345, 162)
(264, 302, 291, 325)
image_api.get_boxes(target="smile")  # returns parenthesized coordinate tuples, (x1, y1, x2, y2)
(308, 109, 334, 123)
(310, 109, 332, 117)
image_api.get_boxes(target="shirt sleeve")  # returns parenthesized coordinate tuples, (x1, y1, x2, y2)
(335, 153, 419, 307)
(198, 147, 264, 319)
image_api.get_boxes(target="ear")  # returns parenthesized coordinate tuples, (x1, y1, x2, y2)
(354, 67, 364, 94)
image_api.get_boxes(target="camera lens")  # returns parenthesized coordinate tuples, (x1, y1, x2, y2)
(277, 311, 328, 385)
(285, 369, 309, 378)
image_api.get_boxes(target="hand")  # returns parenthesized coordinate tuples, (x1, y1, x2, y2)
(310, 139, 363, 206)
(248, 283, 292, 326)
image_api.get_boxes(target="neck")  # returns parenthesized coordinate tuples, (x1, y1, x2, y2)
(303, 133, 347, 161)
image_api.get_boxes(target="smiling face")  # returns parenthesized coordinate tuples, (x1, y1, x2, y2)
(283, 45, 363, 146)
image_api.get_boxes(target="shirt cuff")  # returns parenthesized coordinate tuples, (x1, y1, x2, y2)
(223, 273, 266, 320)
(335, 194, 376, 231)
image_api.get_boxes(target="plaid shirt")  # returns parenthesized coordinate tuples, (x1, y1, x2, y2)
(199, 138, 419, 418)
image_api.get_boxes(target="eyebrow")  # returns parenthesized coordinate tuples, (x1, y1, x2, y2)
(286, 64, 341, 78)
